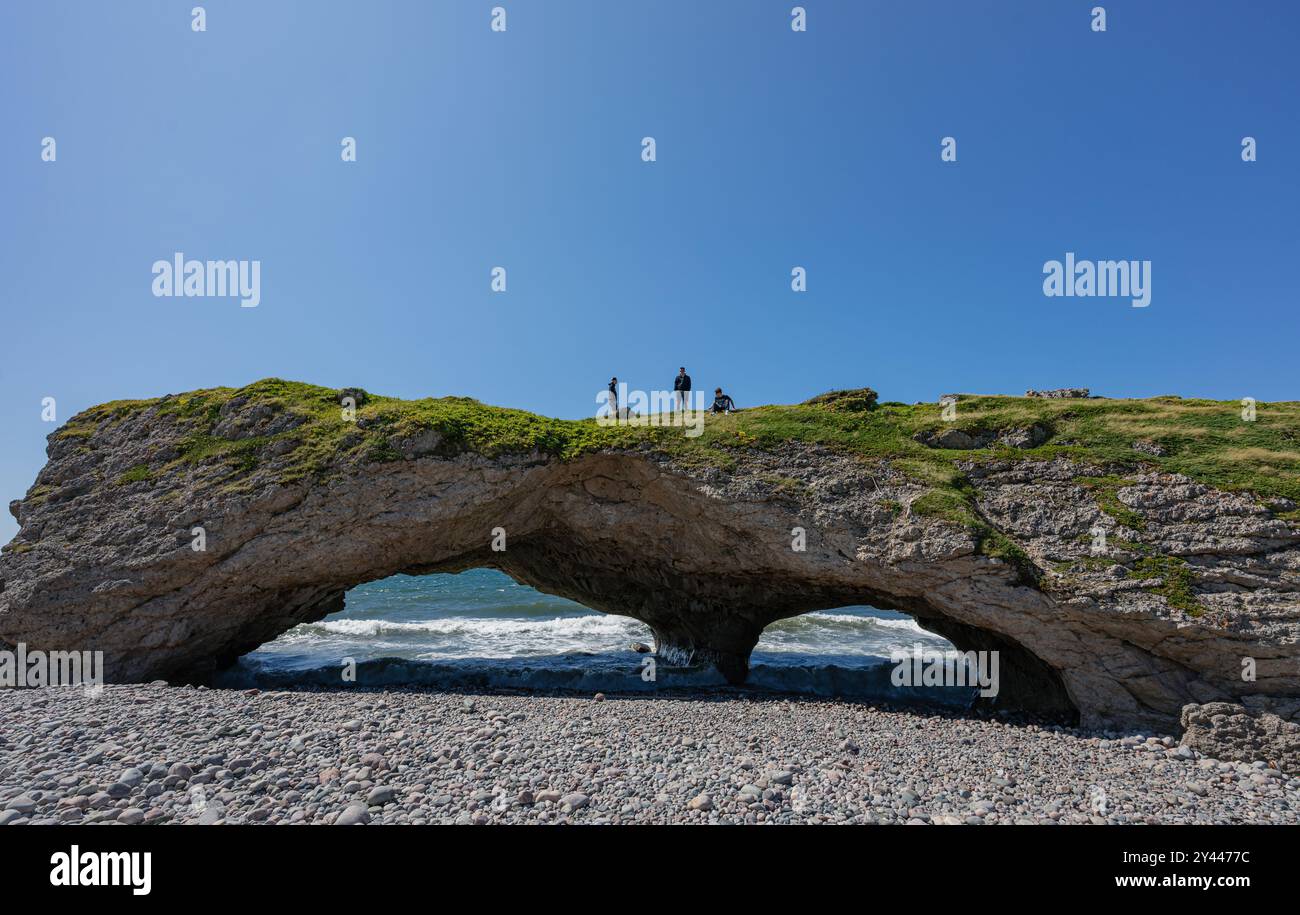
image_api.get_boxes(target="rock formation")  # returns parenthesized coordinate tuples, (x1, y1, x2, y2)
(1180, 701, 1300, 773)
(1026, 388, 1090, 398)
(1, 380, 1298, 750)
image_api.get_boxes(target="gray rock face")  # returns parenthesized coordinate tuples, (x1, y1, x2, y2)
(1025, 388, 1090, 399)
(999, 424, 1050, 449)
(913, 424, 1049, 451)
(1132, 439, 1168, 458)
(914, 427, 995, 450)
(1181, 702, 1300, 772)
(1, 399, 1298, 737)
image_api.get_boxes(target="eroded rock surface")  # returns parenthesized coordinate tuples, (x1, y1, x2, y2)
(1181, 701, 1300, 772)
(1026, 388, 1090, 399)
(2, 387, 1298, 740)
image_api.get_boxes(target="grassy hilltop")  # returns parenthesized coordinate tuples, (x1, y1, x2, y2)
(53, 379, 1300, 529)
(26, 379, 1298, 610)
(59, 378, 1300, 493)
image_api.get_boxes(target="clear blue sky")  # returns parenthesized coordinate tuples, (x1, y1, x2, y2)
(2, 0, 1297, 543)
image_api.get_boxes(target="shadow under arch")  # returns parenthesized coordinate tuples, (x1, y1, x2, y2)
(219, 567, 1077, 722)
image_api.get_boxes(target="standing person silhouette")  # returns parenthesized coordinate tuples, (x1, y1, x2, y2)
(673, 366, 691, 413)
(608, 376, 619, 419)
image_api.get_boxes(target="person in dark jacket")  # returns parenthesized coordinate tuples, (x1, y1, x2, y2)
(673, 367, 691, 412)
(709, 387, 736, 414)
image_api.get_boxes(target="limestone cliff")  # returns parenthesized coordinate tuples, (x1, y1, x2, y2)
(2, 380, 1298, 746)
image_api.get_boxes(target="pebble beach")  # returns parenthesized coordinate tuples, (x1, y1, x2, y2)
(1, 684, 1296, 826)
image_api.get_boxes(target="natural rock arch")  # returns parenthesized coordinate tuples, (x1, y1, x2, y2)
(3, 380, 1298, 735)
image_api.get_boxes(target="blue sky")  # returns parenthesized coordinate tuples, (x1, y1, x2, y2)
(1, 0, 1297, 542)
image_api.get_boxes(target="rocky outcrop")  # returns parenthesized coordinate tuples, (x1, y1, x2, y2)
(801, 388, 878, 411)
(2, 382, 1299, 741)
(1181, 702, 1300, 772)
(1026, 388, 1090, 398)
(913, 424, 1050, 450)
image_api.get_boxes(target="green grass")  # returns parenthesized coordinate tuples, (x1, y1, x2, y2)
(802, 387, 879, 412)
(1128, 555, 1205, 616)
(1074, 475, 1147, 531)
(37, 379, 1290, 608)
(758, 474, 807, 495)
(911, 483, 1040, 583)
(53, 382, 1300, 541)
(23, 484, 55, 506)
(115, 464, 154, 485)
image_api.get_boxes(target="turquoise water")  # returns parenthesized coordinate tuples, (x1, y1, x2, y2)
(228, 569, 968, 703)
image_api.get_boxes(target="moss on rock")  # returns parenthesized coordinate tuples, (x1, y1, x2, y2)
(54, 380, 1300, 535)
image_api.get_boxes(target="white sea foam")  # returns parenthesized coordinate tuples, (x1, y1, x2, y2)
(253, 569, 957, 669)
(237, 572, 968, 701)
(280, 613, 651, 659)
(266, 607, 949, 663)
(795, 612, 933, 632)
(310, 615, 640, 638)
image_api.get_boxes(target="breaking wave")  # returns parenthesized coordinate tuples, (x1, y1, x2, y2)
(225, 569, 970, 704)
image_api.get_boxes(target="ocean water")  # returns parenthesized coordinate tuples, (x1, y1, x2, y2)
(225, 569, 973, 705)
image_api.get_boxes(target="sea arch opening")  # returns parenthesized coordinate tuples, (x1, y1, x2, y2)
(224, 568, 1056, 718)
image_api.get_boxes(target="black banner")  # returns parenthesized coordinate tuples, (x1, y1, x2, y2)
(1, 824, 1282, 900)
